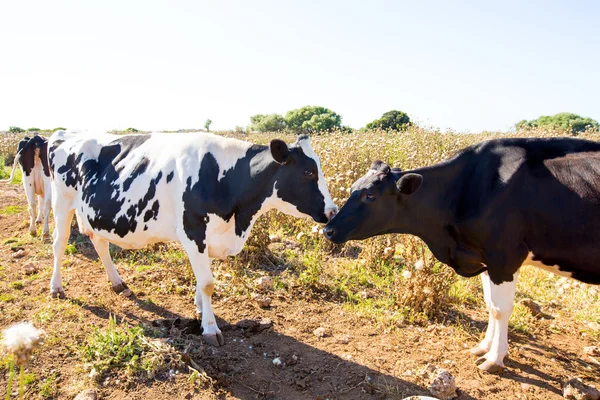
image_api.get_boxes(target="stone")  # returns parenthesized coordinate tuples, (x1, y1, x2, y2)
(583, 346, 600, 356)
(519, 298, 542, 317)
(563, 377, 600, 400)
(74, 389, 99, 400)
(422, 364, 457, 400)
(12, 249, 26, 259)
(22, 263, 38, 275)
(252, 294, 272, 308)
(313, 327, 328, 338)
(255, 276, 274, 290)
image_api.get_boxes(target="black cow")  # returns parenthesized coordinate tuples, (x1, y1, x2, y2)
(1, 134, 51, 237)
(323, 137, 600, 372)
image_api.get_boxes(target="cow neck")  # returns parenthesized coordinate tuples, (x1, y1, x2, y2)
(398, 157, 467, 263)
(226, 146, 281, 234)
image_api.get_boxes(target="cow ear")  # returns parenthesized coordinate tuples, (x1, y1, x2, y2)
(270, 139, 290, 164)
(396, 173, 423, 195)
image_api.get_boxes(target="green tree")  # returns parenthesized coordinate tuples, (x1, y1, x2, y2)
(516, 112, 599, 135)
(250, 114, 286, 132)
(204, 119, 212, 132)
(366, 110, 411, 131)
(8, 126, 24, 133)
(284, 106, 342, 134)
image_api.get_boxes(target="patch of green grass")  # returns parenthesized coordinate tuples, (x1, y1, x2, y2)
(3, 237, 19, 245)
(509, 303, 536, 334)
(0, 293, 15, 303)
(65, 244, 77, 255)
(82, 315, 162, 381)
(0, 205, 24, 215)
(10, 281, 24, 290)
(38, 371, 58, 398)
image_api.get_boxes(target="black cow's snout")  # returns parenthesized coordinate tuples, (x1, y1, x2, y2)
(323, 226, 335, 240)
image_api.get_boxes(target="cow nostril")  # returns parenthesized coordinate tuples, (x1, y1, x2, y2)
(323, 227, 335, 239)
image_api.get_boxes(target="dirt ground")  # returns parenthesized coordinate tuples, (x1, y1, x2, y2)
(0, 183, 599, 399)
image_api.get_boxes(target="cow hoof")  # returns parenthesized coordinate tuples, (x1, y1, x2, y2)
(203, 332, 225, 346)
(41, 233, 51, 243)
(50, 289, 65, 299)
(476, 357, 505, 373)
(112, 283, 132, 297)
(29, 230, 38, 237)
(469, 346, 488, 356)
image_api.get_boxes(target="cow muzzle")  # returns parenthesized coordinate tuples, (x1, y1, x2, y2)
(326, 206, 338, 222)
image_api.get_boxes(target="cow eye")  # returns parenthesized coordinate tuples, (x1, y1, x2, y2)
(304, 170, 314, 178)
(366, 193, 375, 202)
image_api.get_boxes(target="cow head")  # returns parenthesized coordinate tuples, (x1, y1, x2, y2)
(323, 160, 422, 243)
(270, 135, 337, 223)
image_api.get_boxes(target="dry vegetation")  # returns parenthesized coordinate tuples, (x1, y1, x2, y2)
(0, 127, 599, 399)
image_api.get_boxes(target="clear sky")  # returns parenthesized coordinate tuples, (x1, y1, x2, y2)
(1, 0, 598, 133)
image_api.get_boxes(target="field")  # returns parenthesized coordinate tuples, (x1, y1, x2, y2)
(0, 128, 599, 399)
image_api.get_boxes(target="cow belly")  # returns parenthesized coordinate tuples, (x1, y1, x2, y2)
(76, 204, 178, 249)
(522, 252, 573, 278)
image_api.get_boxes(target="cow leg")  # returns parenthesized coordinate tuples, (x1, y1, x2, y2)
(50, 205, 74, 299)
(23, 180, 37, 235)
(178, 235, 223, 346)
(470, 271, 495, 356)
(89, 236, 132, 296)
(41, 193, 51, 239)
(476, 272, 518, 373)
(36, 195, 43, 223)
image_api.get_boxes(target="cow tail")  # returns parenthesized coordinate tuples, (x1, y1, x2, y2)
(0, 152, 21, 183)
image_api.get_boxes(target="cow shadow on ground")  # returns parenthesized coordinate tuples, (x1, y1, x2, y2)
(447, 309, 598, 396)
(76, 295, 478, 400)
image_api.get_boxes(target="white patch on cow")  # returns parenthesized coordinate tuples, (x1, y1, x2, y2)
(296, 137, 338, 218)
(522, 252, 572, 278)
(472, 271, 518, 370)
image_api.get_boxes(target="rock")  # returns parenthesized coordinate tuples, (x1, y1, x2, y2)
(422, 364, 457, 400)
(336, 334, 351, 344)
(255, 276, 274, 290)
(22, 263, 38, 275)
(519, 298, 542, 317)
(583, 346, 600, 356)
(587, 322, 600, 331)
(252, 294, 272, 308)
(75, 388, 99, 400)
(313, 327, 328, 338)
(563, 377, 600, 400)
(12, 250, 27, 259)
(268, 234, 281, 243)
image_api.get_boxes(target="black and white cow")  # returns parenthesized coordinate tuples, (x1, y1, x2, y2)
(1, 134, 52, 237)
(48, 130, 337, 345)
(323, 137, 600, 372)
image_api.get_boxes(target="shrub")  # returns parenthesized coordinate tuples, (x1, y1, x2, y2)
(249, 114, 286, 132)
(517, 113, 599, 135)
(366, 110, 411, 131)
(8, 127, 24, 133)
(284, 106, 343, 134)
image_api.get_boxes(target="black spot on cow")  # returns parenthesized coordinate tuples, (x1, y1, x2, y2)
(53, 134, 157, 238)
(166, 171, 174, 183)
(123, 157, 150, 192)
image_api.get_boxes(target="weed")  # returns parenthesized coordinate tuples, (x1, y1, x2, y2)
(65, 244, 77, 255)
(0, 205, 24, 215)
(10, 281, 24, 290)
